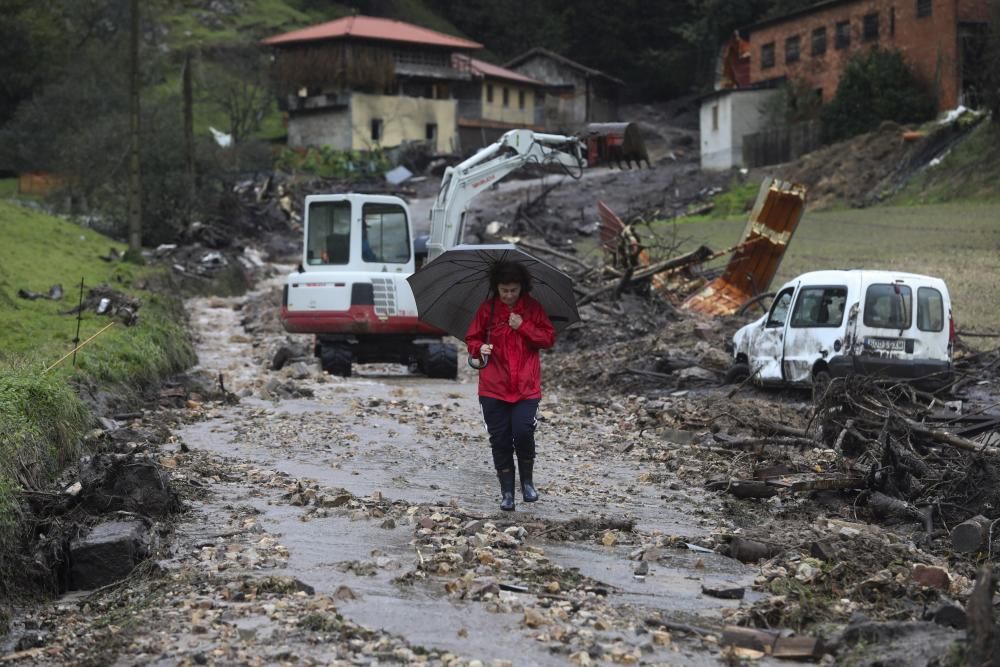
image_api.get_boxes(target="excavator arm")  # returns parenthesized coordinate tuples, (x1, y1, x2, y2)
(425, 129, 586, 261)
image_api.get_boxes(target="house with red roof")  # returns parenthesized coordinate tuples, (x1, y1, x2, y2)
(262, 15, 548, 154)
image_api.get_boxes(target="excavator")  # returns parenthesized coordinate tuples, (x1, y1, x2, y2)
(279, 124, 648, 378)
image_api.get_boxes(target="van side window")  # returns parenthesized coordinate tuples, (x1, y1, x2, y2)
(766, 289, 794, 328)
(790, 286, 847, 327)
(863, 284, 912, 329)
(917, 286, 944, 331)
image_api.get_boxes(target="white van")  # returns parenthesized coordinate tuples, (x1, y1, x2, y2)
(730, 270, 954, 390)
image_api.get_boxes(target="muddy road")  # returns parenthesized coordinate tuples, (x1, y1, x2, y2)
(165, 270, 782, 665)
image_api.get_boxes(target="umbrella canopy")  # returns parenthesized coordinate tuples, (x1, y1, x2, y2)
(406, 244, 580, 340)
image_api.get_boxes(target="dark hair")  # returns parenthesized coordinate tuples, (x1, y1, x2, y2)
(490, 261, 532, 293)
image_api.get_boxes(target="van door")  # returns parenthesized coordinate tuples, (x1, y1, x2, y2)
(749, 285, 796, 383)
(781, 285, 849, 383)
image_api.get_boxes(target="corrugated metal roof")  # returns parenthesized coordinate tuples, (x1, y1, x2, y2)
(467, 57, 544, 86)
(262, 15, 482, 50)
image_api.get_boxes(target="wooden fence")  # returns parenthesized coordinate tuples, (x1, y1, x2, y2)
(742, 121, 822, 168)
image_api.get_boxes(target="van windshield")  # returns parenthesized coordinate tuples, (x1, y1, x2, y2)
(790, 286, 847, 327)
(863, 284, 912, 329)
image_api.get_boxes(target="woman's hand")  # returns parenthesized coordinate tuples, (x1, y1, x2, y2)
(480, 344, 493, 357)
(508, 313, 523, 330)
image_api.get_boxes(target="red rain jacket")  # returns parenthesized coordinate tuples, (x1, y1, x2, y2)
(465, 294, 556, 402)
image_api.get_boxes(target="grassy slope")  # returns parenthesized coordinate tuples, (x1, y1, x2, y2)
(0, 201, 196, 600)
(893, 120, 1000, 204)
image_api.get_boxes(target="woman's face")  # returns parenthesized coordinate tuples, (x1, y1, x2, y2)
(497, 282, 521, 306)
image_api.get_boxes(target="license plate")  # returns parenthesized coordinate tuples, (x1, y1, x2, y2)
(864, 337, 906, 352)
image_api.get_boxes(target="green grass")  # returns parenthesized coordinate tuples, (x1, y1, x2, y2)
(0, 200, 196, 602)
(654, 202, 1000, 337)
(682, 179, 761, 221)
(0, 179, 16, 198)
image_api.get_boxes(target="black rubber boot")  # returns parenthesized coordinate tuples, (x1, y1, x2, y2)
(518, 458, 539, 503)
(498, 468, 516, 511)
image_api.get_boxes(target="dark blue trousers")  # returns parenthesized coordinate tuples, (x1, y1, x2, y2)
(479, 397, 539, 472)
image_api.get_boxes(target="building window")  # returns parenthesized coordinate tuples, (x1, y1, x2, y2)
(761, 42, 776, 69)
(812, 27, 827, 55)
(502, 87, 509, 107)
(785, 35, 801, 63)
(518, 90, 525, 109)
(371, 118, 383, 142)
(486, 84, 494, 103)
(711, 105, 719, 130)
(917, 0, 932, 18)
(835, 20, 851, 49)
(425, 123, 437, 141)
(863, 13, 879, 41)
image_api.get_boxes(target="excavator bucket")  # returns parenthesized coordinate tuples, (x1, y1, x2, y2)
(581, 122, 650, 168)
(680, 178, 807, 316)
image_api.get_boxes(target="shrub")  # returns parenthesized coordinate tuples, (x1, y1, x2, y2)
(821, 49, 937, 142)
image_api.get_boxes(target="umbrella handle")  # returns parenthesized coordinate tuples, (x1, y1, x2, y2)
(468, 354, 490, 370)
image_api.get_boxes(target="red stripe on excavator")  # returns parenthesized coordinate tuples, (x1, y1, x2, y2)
(280, 305, 445, 335)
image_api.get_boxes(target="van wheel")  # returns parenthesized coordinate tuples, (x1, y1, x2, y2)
(321, 344, 352, 377)
(812, 369, 832, 402)
(424, 342, 457, 379)
(723, 362, 750, 384)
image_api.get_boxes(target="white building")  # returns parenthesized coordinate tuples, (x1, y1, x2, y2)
(699, 88, 779, 171)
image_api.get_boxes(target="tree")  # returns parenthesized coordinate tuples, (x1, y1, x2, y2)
(198, 44, 274, 152)
(820, 49, 937, 142)
(126, 0, 143, 261)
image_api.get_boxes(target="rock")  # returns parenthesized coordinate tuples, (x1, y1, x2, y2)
(69, 520, 149, 590)
(912, 564, 951, 590)
(701, 581, 745, 599)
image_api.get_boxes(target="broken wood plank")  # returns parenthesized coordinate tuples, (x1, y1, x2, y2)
(706, 479, 778, 499)
(900, 416, 1000, 456)
(772, 635, 825, 659)
(967, 565, 997, 666)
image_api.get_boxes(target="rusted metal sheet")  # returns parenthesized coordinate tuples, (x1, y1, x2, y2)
(681, 177, 806, 316)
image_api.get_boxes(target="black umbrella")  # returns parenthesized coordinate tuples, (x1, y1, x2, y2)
(406, 244, 580, 365)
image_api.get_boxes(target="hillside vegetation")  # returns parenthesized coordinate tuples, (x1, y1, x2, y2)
(0, 201, 195, 604)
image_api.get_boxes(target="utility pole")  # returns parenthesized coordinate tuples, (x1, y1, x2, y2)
(126, 0, 143, 262)
(183, 51, 196, 232)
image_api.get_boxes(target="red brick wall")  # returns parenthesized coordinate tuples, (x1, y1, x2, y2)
(747, 0, 988, 110)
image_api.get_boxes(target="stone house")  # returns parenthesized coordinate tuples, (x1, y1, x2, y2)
(504, 47, 623, 130)
(262, 15, 549, 155)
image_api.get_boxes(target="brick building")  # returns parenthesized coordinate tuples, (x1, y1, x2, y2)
(744, 0, 991, 111)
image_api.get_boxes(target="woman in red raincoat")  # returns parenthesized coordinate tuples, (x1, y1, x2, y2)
(466, 262, 556, 511)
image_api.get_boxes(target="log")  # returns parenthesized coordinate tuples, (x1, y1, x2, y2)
(707, 479, 777, 499)
(867, 491, 927, 524)
(951, 514, 993, 554)
(721, 625, 777, 653)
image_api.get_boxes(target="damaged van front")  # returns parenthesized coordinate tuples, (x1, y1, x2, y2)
(729, 270, 954, 391)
